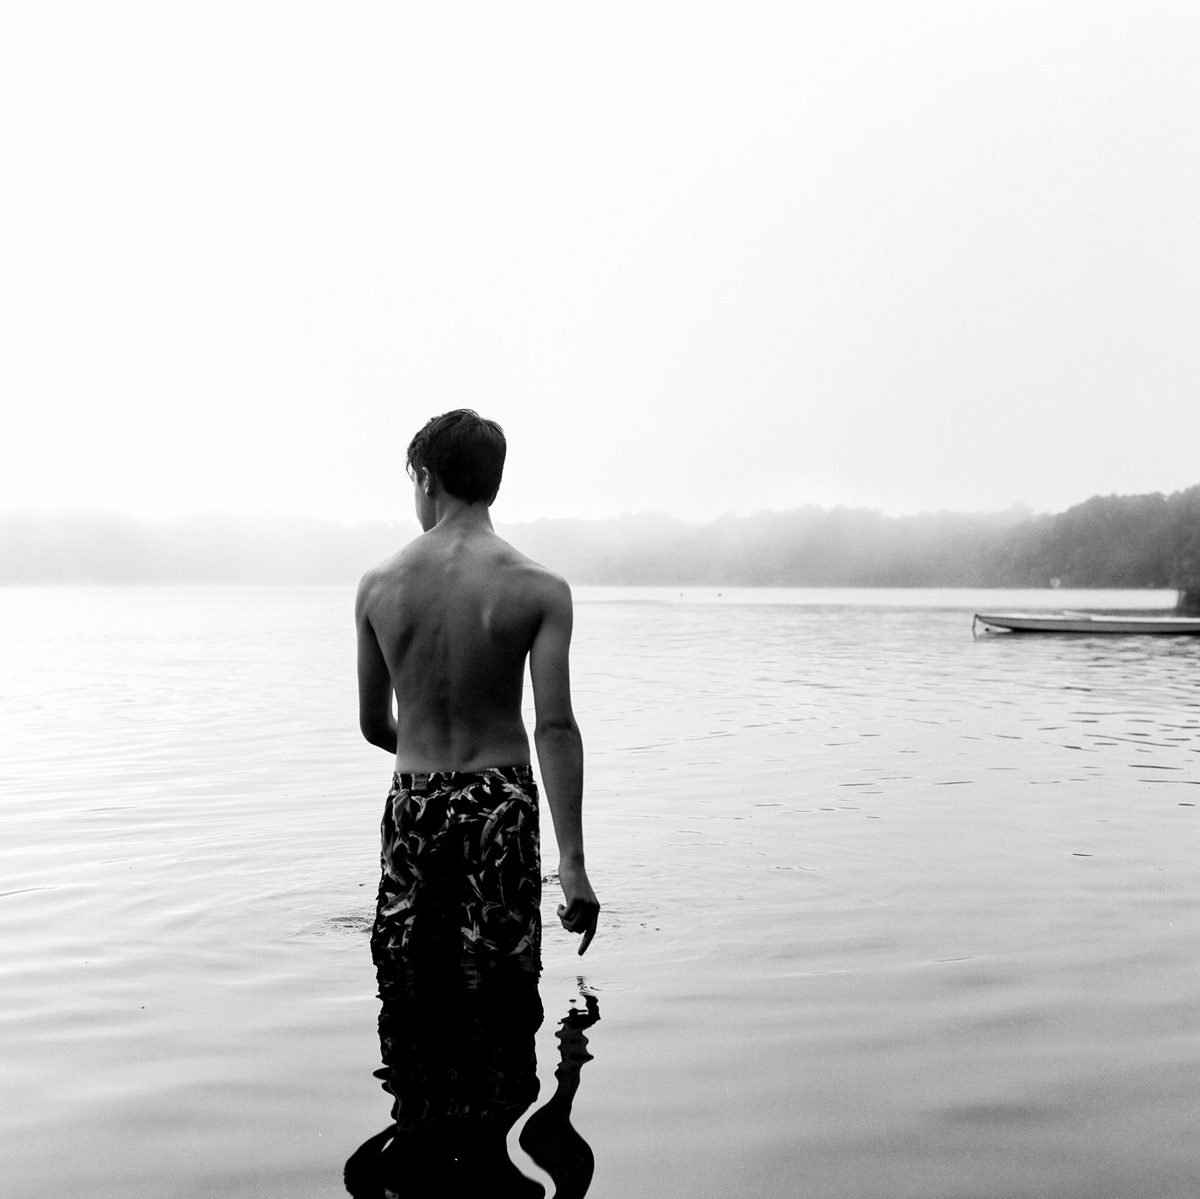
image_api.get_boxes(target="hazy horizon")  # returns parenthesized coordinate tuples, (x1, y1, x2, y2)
(6, 484, 1196, 589)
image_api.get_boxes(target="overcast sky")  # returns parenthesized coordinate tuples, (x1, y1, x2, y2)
(4, 2, 1198, 527)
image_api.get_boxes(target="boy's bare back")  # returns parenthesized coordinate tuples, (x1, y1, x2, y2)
(357, 523, 571, 773)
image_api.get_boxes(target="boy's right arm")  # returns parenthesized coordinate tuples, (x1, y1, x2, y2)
(355, 575, 398, 754)
(530, 576, 600, 955)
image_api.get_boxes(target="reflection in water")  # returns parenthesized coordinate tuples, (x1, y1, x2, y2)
(345, 944, 599, 1198)
(518, 991, 599, 1199)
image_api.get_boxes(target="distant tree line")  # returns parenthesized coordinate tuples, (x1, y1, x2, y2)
(511, 487, 1200, 602)
(2, 486, 1199, 600)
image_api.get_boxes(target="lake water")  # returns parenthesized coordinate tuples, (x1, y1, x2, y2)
(2, 585, 1198, 1198)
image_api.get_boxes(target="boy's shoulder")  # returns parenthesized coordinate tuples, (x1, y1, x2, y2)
(492, 540, 572, 602)
(355, 540, 425, 612)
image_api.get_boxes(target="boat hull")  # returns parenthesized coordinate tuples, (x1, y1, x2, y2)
(974, 612, 1200, 635)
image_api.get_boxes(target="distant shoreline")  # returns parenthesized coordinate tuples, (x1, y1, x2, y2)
(3, 485, 1198, 590)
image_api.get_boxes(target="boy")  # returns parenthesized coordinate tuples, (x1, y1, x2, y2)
(356, 410, 599, 962)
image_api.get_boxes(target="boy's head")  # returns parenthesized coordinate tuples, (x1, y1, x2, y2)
(405, 410, 507, 505)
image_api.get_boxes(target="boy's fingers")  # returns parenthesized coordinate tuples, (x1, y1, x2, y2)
(557, 901, 599, 955)
(577, 921, 596, 955)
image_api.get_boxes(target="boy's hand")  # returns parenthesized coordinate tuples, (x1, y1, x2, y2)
(557, 860, 600, 955)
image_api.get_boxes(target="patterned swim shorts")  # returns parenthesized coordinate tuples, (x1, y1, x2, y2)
(372, 765, 541, 965)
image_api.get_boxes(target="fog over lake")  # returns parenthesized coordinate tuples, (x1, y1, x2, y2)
(5, 485, 1198, 593)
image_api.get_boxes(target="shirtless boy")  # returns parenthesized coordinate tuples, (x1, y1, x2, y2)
(355, 410, 600, 961)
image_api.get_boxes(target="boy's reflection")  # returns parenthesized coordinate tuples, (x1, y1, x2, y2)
(345, 944, 599, 1198)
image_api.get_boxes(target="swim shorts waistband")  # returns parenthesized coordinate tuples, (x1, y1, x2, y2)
(392, 764, 535, 793)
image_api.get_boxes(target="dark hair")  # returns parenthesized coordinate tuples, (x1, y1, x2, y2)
(405, 409, 507, 504)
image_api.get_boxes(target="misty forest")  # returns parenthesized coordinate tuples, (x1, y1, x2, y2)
(4, 486, 1200, 605)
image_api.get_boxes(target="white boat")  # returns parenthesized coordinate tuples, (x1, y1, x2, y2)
(974, 611, 1200, 635)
